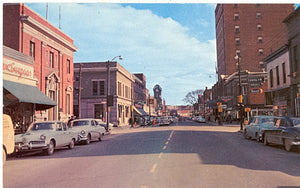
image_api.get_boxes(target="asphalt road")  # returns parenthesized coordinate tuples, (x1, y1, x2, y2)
(3, 120, 300, 188)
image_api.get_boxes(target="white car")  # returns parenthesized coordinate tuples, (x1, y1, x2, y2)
(96, 119, 114, 131)
(196, 116, 206, 123)
(70, 119, 106, 144)
(160, 116, 171, 126)
(15, 121, 77, 155)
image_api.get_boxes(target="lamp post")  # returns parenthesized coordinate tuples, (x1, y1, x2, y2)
(235, 55, 243, 131)
(106, 55, 122, 131)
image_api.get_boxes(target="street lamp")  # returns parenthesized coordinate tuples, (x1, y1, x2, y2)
(106, 55, 122, 131)
(235, 54, 243, 131)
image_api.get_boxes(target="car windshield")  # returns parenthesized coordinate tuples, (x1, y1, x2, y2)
(72, 120, 89, 127)
(261, 117, 274, 124)
(28, 122, 55, 131)
(290, 118, 300, 127)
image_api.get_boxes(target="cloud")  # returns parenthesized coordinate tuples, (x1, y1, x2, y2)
(28, 3, 217, 105)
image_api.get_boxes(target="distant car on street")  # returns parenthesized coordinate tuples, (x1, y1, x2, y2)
(15, 121, 77, 155)
(263, 116, 300, 152)
(243, 116, 277, 142)
(195, 116, 206, 123)
(96, 119, 113, 132)
(160, 116, 171, 126)
(70, 119, 106, 144)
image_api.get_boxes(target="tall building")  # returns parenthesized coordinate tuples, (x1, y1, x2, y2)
(215, 4, 294, 78)
(3, 3, 77, 122)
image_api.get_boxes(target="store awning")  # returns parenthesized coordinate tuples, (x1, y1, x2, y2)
(3, 80, 56, 110)
(133, 106, 149, 116)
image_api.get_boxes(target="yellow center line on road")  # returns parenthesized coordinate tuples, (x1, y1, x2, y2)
(165, 141, 169, 145)
(150, 164, 157, 173)
(163, 145, 167, 150)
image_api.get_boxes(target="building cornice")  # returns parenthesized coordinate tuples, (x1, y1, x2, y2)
(21, 15, 78, 52)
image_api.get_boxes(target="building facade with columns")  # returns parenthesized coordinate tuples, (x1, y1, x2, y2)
(3, 3, 77, 122)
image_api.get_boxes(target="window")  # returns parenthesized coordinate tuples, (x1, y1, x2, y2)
(234, 4, 238, 8)
(257, 24, 262, 31)
(236, 50, 241, 57)
(93, 81, 98, 95)
(276, 66, 280, 86)
(235, 25, 240, 33)
(270, 69, 274, 88)
(258, 36, 263, 43)
(67, 59, 71, 74)
(100, 81, 105, 95)
(118, 82, 122, 96)
(49, 52, 54, 68)
(282, 63, 286, 84)
(30, 41, 35, 59)
(66, 94, 71, 115)
(294, 45, 299, 71)
(256, 12, 262, 19)
(234, 13, 239, 21)
(235, 38, 240, 45)
(258, 49, 264, 55)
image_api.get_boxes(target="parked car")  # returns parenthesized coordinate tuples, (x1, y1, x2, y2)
(243, 116, 277, 142)
(3, 114, 15, 163)
(15, 121, 77, 155)
(160, 116, 171, 126)
(196, 116, 206, 123)
(70, 119, 106, 144)
(96, 119, 113, 131)
(263, 116, 300, 151)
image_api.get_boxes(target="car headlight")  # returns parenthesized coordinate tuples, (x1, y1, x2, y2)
(40, 134, 46, 140)
(81, 130, 86, 135)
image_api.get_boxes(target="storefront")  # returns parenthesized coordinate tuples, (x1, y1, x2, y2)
(3, 46, 56, 134)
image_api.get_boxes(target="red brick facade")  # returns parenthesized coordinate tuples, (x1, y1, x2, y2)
(3, 3, 78, 121)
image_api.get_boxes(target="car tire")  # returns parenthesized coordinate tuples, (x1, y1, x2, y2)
(256, 133, 260, 142)
(264, 134, 269, 146)
(69, 139, 75, 149)
(47, 140, 55, 155)
(243, 129, 250, 139)
(284, 139, 292, 152)
(85, 134, 91, 145)
(98, 134, 102, 141)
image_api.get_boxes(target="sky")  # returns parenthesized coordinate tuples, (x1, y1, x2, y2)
(26, 3, 218, 105)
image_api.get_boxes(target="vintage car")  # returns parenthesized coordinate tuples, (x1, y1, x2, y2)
(196, 116, 206, 123)
(243, 116, 277, 142)
(160, 116, 171, 126)
(96, 119, 114, 131)
(15, 121, 77, 155)
(3, 114, 15, 163)
(263, 116, 300, 152)
(70, 119, 106, 144)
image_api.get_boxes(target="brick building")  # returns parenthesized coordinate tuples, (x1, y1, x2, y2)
(73, 62, 133, 126)
(213, 4, 294, 119)
(3, 3, 78, 122)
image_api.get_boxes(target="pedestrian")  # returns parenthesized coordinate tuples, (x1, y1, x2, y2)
(67, 116, 75, 127)
(129, 117, 133, 128)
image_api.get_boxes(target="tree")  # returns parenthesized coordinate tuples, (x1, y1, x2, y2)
(182, 89, 204, 105)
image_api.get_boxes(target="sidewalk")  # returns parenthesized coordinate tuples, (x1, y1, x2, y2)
(207, 120, 241, 127)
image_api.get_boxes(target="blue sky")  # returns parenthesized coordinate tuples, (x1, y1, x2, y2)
(25, 3, 219, 105)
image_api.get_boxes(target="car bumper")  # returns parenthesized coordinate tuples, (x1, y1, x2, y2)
(76, 135, 88, 142)
(15, 141, 48, 152)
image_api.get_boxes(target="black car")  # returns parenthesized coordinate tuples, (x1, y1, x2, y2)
(263, 116, 300, 151)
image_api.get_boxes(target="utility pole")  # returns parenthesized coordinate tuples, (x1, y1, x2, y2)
(235, 55, 243, 131)
(78, 63, 82, 119)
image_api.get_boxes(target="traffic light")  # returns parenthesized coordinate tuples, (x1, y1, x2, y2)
(237, 95, 243, 104)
